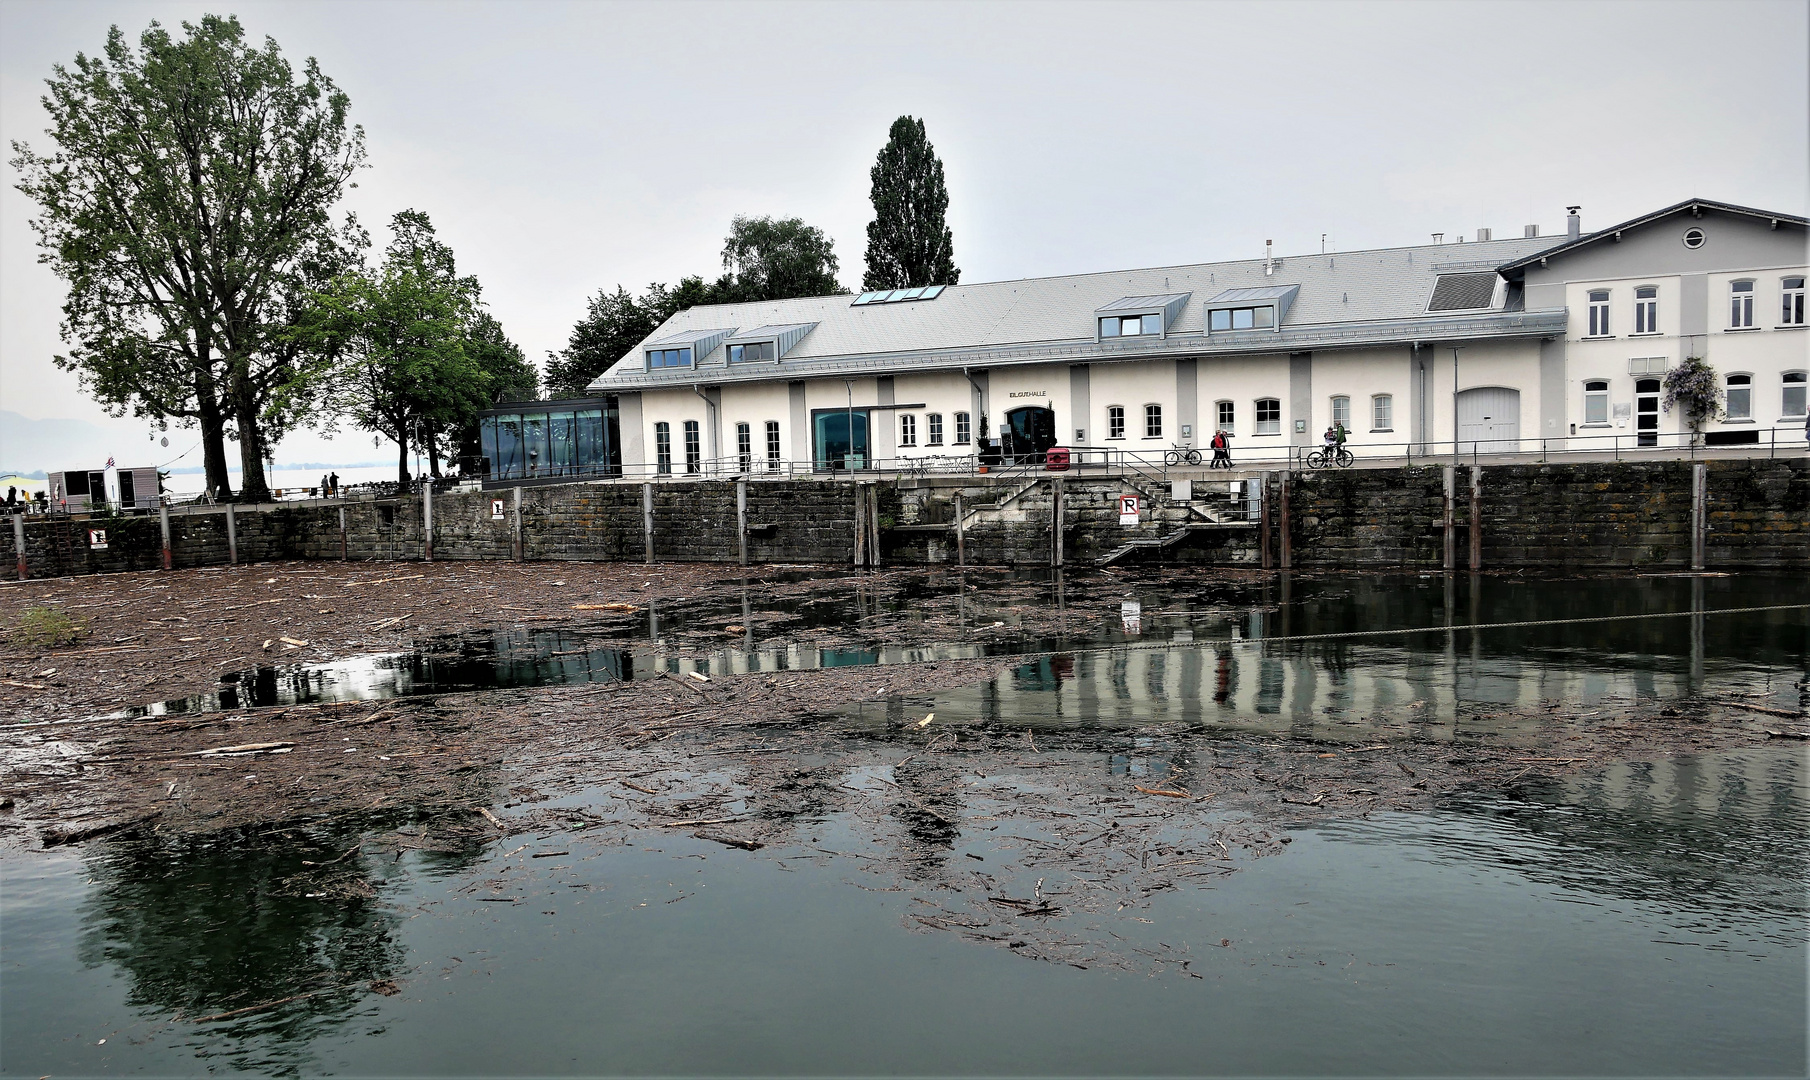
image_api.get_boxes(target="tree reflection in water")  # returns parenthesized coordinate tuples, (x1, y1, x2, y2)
(75, 819, 482, 1074)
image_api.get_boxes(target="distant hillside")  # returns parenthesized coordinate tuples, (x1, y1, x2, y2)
(0, 411, 145, 475)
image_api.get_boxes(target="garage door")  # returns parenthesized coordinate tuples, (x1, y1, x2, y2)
(1457, 387, 1520, 454)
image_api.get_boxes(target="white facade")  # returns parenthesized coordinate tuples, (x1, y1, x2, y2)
(588, 198, 1807, 477)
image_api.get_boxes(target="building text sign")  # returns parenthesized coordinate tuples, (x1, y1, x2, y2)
(1118, 495, 1140, 525)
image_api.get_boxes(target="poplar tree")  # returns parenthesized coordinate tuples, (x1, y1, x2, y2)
(862, 116, 960, 292)
(12, 15, 365, 501)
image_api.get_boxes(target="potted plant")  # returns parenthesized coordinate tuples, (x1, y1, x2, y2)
(1662, 356, 1723, 446)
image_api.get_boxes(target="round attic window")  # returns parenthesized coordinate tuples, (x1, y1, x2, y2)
(1682, 227, 1706, 249)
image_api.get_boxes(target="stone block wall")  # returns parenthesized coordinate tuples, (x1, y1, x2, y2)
(8, 459, 1805, 578)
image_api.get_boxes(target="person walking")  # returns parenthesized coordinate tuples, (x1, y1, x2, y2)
(1210, 429, 1231, 468)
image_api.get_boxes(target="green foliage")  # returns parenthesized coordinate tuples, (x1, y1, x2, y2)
(720, 215, 844, 301)
(862, 116, 960, 292)
(300, 210, 525, 484)
(10, 606, 86, 648)
(1662, 356, 1723, 433)
(546, 217, 844, 396)
(11, 14, 366, 502)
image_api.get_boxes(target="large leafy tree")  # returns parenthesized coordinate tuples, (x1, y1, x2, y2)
(721, 215, 843, 302)
(861, 116, 959, 292)
(545, 217, 842, 395)
(11, 15, 365, 501)
(309, 210, 499, 486)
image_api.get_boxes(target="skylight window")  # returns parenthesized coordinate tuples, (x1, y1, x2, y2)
(852, 285, 947, 306)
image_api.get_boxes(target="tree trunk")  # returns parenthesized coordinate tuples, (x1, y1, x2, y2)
(426, 421, 442, 480)
(396, 431, 412, 488)
(196, 383, 233, 501)
(233, 373, 272, 504)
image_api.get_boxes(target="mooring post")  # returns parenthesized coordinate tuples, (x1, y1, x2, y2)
(422, 482, 434, 562)
(225, 503, 238, 565)
(159, 503, 171, 570)
(513, 486, 525, 562)
(13, 514, 26, 581)
(1469, 465, 1482, 572)
(1259, 472, 1273, 571)
(736, 479, 748, 566)
(1279, 470, 1292, 570)
(338, 505, 348, 561)
(1442, 465, 1455, 572)
(1691, 461, 1707, 571)
(1050, 478, 1064, 567)
(867, 483, 882, 568)
(954, 491, 966, 567)
(851, 484, 864, 567)
(641, 483, 654, 564)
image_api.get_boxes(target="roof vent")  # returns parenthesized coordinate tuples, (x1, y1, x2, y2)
(1263, 240, 1274, 277)
(1566, 207, 1582, 240)
(1431, 233, 1444, 244)
(1476, 228, 1492, 242)
(1524, 224, 1539, 238)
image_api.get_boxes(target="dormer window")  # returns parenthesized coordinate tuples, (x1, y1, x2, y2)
(721, 323, 817, 364)
(1209, 306, 1275, 331)
(1101, 314, 1162, 338)
(1204, 285, 1297, 334)
(643, 327, 735, 370)
(728, 341, 776, 363)
(1095, 293, 1190, 342)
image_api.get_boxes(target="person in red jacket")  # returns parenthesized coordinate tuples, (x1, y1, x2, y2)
(1210, 429, 1231, 468)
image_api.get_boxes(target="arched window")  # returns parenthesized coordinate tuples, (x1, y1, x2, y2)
(1371, 394, 1393, 431)
(654, 422, 672, 475)
(765, 421, 782, 469)
(1106, 405, 1126, 440)
(1144, 404, 1163, 439)
(1725, 373, 1752, 420)
(953, 412, 971, 445)
(1215, 400, 1235, 434)
(1587, 289, 1611, 336)
(1782, 372, 1806, 419)
(1330, 395, 1351, 429)
(926, 413, 944, 446)
(683, 420, 701, 473)
(736, 422, 752, 472)
(1583, 380, 1609, 425)
(1783, 277, 1806, 326)
(899, 413, 917, 446)
(1254, 398, 1281, 436)
(1730, 280, 1755, 328)
(1633, 286, 1658, 334)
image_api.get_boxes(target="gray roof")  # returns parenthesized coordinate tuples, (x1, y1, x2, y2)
(1496, 198, 1809, 276)
(1206, 284, 1299, 304)
(1097, 292, 1192, 312)
(590, 233, 1562, 392)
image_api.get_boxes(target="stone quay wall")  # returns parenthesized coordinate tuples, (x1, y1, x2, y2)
(8, 458, 1805, 579)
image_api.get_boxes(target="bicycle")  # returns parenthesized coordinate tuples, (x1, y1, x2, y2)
(1305, 445, 1355, 469)
(1164, 445, 1203, 467)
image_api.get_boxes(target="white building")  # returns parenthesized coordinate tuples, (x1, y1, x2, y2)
(571, 198, 1806, 479)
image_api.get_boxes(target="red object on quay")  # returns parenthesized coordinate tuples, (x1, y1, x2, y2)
(1045, 447, 1071, 471)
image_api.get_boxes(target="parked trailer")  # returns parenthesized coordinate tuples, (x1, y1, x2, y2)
(45, 466, 161, 513)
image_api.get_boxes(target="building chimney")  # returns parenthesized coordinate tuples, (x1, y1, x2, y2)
(1523, 224, 1539, 238)
(1566, 207, 1581, 240)
(1431, 232, 1444, 244)
(1263, 239, 1274, 276)
(1476, 227, 1492, 242)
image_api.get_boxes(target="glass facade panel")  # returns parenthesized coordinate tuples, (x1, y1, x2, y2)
(481, 417, 501, 474)
(522, 414, 549, 476)
(548, 411, 577, 474)
(575, 410, 605, 474)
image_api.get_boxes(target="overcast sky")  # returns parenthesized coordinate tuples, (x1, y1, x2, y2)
(2, 0, 1806, 471)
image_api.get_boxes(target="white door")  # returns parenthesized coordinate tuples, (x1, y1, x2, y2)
(1457, 387, 1520, 454)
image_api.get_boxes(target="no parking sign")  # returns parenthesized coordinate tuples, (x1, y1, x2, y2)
(1118, 495, 1140, 526)
(491, 499, 506, 521)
